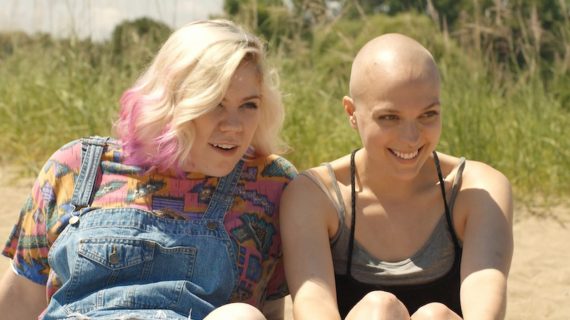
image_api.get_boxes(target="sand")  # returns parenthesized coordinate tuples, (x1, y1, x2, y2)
(0, 167, 568, 319)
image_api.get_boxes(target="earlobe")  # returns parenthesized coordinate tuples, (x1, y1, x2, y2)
(350, 116, 357, 128)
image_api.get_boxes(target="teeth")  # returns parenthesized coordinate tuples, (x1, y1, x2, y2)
(213, 144, 235, 150)
(392, 149, 419, 160)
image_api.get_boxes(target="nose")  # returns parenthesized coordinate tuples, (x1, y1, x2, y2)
(400, 121, 420, 144)
(219, 110, 243, 132)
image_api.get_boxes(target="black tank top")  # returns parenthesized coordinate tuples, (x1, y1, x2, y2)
(335, 149, 463, 317)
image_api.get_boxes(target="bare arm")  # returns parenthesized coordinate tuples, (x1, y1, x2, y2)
(280, 174, 341, 320)
(457, 162, 514, 320)
(0, 265, 47, 319)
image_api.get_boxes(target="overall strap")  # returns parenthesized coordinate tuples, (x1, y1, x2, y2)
(70, 136, 109, 211)
(203, 160, 245, 219)
(433, 151, 461, 250)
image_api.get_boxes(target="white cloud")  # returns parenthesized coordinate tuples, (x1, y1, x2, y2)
(91, 6, 124, 40)
(176, 1, 224, 25)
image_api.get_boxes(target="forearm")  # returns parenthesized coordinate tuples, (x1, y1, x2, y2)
(293, 293, 341, 320)
(461, 269, 507, 320)
(0, 266, 47, 318)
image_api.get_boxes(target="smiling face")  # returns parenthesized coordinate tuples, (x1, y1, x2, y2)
(184, 61, 261, 177)
(346, 34, 442, 180)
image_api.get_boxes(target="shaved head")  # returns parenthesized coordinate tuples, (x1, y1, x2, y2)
(342, 34, 443, 180)
(349, 33, 440, 104)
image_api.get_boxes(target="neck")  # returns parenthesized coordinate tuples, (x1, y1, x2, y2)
(355, 149, 437, 199)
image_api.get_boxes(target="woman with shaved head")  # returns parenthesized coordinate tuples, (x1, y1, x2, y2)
(281, 34, 513, 319)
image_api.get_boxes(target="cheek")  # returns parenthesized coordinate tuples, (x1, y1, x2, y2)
(246, 113, 260, 135)
(192, 118, 214, 139)
(359, 126, 390, 147)
(425, 122, 442, 138)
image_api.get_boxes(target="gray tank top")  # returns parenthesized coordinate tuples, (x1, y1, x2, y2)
(301, 158, 466, 286)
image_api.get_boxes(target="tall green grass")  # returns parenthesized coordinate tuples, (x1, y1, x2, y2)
(275, 12, 570, 204)
(0, 34, 120, 172)
(0, 9, 568, 206)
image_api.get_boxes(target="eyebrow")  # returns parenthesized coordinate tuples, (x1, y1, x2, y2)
(376, 101, 441, 113)
(423, 101, 441, 109)
(222, 94, 261, 102)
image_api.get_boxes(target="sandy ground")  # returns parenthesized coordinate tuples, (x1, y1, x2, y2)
(0, 167, 568, 319)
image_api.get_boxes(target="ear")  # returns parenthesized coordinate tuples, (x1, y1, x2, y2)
(343, 96, 358, 129)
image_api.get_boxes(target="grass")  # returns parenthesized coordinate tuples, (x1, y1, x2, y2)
(0, 9, 568, 208)
(276, 12, 570, 205)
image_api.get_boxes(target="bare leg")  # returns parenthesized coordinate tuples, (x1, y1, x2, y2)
(204, 303, 267, 320)
(345, 291, 410, 320)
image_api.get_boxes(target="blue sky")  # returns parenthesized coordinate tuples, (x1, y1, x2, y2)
(0, 0, 223, 41)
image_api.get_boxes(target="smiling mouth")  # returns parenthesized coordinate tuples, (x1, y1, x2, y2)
(389, 147, 422, 160)
(210, 143, 238, 151)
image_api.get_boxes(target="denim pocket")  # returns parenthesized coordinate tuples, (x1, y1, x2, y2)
(78, 238, 155, 271)
(66, 237, 197, 313)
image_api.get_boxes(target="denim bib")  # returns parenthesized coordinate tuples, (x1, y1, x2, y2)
(44, 137, 244, 320)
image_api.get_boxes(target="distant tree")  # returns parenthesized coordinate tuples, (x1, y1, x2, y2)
(223, 0, 304, 45)
(111, 17, 172, 67)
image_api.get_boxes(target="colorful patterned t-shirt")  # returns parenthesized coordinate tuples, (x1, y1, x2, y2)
(2, 138, 297, 308)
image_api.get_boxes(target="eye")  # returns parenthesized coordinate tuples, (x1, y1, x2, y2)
(241, 102, 259, 110)
(378, 114, 399, 121)
(420, 110, 439, 118)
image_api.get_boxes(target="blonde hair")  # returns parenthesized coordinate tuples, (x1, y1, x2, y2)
(114, 19, 285, 172)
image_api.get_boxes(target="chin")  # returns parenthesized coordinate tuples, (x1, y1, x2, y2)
(206, 160, 242, 177)
(211, 168, 234, 177)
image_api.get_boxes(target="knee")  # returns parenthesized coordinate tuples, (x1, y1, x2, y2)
(412, 302, 455, 320)
(204, 303, 266, 320)
(361, 291, 403, 309)
(346, 291, 409, 319)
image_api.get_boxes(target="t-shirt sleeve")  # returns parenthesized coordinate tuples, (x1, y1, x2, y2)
(1, 140, 82, 285)
(263, 155, 297, 301)
(264, 255, 289, 300)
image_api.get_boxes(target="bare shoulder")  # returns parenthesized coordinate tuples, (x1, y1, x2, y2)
(462, 159, 511, 193)
(438, 155, 514, 241)
(456, 158, 513, 223)
(436, 152, 510, 191)
(281, 154, 350, 232)
(281, 166, 330, 211)
(285, 153, 351, 194)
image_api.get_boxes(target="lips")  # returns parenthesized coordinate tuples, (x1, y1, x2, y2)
(211, 143, 237, 150)
(389, 147, 422, 160)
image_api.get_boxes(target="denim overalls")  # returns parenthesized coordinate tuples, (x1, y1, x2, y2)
(44, 137, 244, 320)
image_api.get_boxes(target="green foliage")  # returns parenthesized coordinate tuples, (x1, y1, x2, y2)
(1, 5, 569, 204)
(265, 4, 570, 202)
(0, 19, 171, 174)
(111, 17, 172, 70)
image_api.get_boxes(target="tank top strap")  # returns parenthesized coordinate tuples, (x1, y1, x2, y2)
(70, 136, 110, 211)
(323, 163, 347, 229)
(447, 158, 466, 212)
(433, 152, 462, 250)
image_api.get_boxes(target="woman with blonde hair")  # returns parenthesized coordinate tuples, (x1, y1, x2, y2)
(0, 19, 295, 320)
